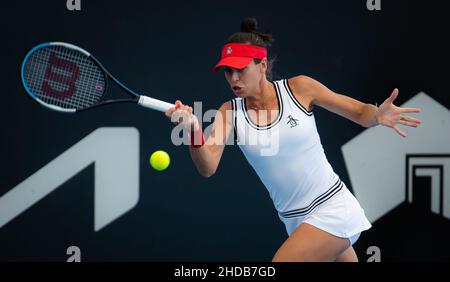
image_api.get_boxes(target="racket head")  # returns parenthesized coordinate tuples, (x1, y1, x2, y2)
(21, 42, 108, 113)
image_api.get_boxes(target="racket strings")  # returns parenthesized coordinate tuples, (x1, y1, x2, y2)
(23, 45, 106, 110)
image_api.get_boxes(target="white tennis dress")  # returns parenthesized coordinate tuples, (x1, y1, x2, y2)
(230, 78, 371, 245)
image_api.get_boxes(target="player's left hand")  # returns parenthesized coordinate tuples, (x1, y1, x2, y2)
(375, 88, 422, 138)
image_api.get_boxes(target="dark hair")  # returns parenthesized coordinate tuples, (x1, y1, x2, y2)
(225, 18, 276, 81)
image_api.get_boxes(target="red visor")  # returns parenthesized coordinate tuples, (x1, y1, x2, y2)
(212, 43, 267, 72)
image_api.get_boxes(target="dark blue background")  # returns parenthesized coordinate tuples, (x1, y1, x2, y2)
(1, 0, 449, 261)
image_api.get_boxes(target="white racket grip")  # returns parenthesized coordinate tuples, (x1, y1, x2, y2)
(138, 96, 174, 112)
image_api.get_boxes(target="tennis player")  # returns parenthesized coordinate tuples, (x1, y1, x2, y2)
(165, 18, 422, 262)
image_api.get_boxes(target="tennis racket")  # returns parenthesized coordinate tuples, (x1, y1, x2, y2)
(21, 42, 174, 113)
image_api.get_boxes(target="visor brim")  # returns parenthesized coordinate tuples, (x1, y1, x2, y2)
(212, 57, 253, 72)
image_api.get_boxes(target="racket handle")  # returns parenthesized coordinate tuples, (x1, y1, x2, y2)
(138, 96, 174, 112)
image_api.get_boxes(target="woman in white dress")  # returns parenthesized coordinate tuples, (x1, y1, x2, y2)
(165, 18, 422, 262)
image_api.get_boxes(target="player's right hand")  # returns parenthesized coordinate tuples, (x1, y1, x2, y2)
(165, 100, 199, 131)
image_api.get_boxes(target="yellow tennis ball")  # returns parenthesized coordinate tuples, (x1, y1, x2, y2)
(149, 150, 170, 171)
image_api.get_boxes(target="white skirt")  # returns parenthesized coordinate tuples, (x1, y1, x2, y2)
(278, 183, 372, 245)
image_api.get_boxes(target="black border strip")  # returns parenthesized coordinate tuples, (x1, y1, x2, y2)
(284, 78, 313, 116)
(279, 178, 343, 218)
(281, 182, 343, 218)
(231, 99, 238, 142)
(242, 80, 283, 130)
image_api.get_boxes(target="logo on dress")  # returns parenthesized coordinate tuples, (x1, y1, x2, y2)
(287, 115, 299, 128)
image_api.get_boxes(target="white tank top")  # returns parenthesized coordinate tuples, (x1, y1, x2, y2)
(231, 78, 343, 218)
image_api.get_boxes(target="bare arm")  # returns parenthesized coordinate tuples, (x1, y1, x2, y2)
(165, 100, 233, 177)
(288, 75, 422, 136)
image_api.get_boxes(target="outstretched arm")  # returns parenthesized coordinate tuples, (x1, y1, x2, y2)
(288, 75, 422, 137)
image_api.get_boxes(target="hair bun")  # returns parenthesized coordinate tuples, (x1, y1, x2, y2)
(240, 17, 274, 46)
(240, 18, 258, 33)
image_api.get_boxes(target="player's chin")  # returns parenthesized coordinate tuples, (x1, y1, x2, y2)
(232, 88, 245, 96)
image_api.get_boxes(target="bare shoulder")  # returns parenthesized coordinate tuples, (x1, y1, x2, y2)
(216, 100, 233, 125)
(288, 75, 322, 93)
(218, 100, 232, 111)
(218, 100, 232, 117)
(287, 75, 319, 112)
